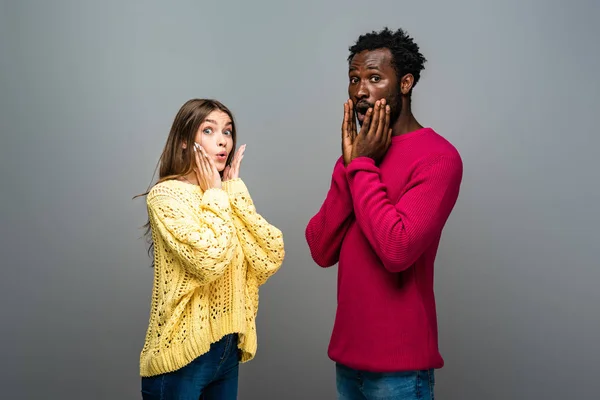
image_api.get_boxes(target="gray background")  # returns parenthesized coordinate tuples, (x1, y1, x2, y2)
(1, 0, 599, 399)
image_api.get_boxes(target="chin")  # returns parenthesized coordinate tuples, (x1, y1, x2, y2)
(216, 163, 227, 172)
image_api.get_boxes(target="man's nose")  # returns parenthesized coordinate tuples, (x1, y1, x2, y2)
(356, 81, 370, 99)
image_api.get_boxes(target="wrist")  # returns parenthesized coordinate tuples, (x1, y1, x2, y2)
(223, 178, 248, 198)
(346, 156, 377, 173)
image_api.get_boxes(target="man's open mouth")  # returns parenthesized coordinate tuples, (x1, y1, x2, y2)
(355, 102, 371, 121)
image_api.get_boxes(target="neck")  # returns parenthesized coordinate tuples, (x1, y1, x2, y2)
(179, 172, 198, 186)
(391, 99, 423, 136)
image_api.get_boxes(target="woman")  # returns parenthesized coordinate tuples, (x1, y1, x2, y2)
(137, 99, 285, 399)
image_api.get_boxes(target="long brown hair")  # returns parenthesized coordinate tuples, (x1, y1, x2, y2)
(134, 99, 238, 262)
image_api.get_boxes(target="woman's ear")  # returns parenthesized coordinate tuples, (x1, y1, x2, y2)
(182, 141, 187, 149)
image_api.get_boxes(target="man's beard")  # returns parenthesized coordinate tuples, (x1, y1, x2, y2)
(355, 92, 401, 128)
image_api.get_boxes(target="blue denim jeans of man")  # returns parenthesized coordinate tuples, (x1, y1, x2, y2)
(336, 363, 435, 400)
(141, 334, 240, 400)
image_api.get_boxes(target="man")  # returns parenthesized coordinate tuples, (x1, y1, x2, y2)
(305, 27, 463, 400)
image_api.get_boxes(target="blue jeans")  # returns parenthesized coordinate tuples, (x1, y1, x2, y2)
(141, 334, 240, 400)
(336, 363, 435, 400)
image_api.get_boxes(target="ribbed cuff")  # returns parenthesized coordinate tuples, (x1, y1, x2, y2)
(347, 156, 377, 172)
(222, 178, 249, 197)
(346, 157, 379, 187)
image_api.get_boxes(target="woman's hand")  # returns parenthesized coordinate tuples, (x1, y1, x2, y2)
(223, 144, 246, 181)
(194, 143, 222, 190)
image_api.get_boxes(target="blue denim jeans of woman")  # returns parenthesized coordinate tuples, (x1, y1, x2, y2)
(336, 363, 435, 400)
(141, 334, 240, 400)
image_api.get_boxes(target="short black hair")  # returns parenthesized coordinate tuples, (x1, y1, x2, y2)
(348, 27, 427, 87)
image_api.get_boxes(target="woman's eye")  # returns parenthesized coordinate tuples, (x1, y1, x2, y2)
(203, 128, 212, 134)
(224, 130, 232, 136)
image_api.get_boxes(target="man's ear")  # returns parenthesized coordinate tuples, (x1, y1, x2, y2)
(400, 73, 414, 95)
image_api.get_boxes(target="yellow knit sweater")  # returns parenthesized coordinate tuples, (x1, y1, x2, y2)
(139, 178, 285, 377)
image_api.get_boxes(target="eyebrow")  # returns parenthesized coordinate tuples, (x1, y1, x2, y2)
(349, 65, 382, 72)
(204, 119, 232, 126)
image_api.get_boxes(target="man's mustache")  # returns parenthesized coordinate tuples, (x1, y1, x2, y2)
(355, 101, 373, 113)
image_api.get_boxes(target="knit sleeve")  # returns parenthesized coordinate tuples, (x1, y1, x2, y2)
(147, 185, 236, 285)
(222, 178, 285, 286)
(346, 154, 463, 273)
(305, 157, 355, 267)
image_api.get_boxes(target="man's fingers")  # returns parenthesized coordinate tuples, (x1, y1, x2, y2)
(349, 101, 357, 140)
(369, 100, 381, 137)
(383, 105, 391, 143)
(342, 101, 349, 137)
(375, 100, 387, 142)
(359, 107, 373, 135)
(376, 100, 389, 141)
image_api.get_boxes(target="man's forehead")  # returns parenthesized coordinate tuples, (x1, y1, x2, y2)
(349, 49, 392, 69)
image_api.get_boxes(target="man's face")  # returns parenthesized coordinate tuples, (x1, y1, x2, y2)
(348, 48, 401, 127)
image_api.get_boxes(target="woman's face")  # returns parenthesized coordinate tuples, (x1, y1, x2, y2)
(193, 110, 235, 172)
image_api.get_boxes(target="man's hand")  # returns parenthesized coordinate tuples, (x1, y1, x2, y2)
(351, 99, 392, 164)
(342, 100, 357, 167)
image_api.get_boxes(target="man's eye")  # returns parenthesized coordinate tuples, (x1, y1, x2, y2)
(371, 76, 381, 82)
(350, 77, 359, 84)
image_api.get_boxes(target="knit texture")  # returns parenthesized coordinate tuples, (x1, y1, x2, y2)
(140, 178, 284, 377)
(306, 128, 463, 372)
